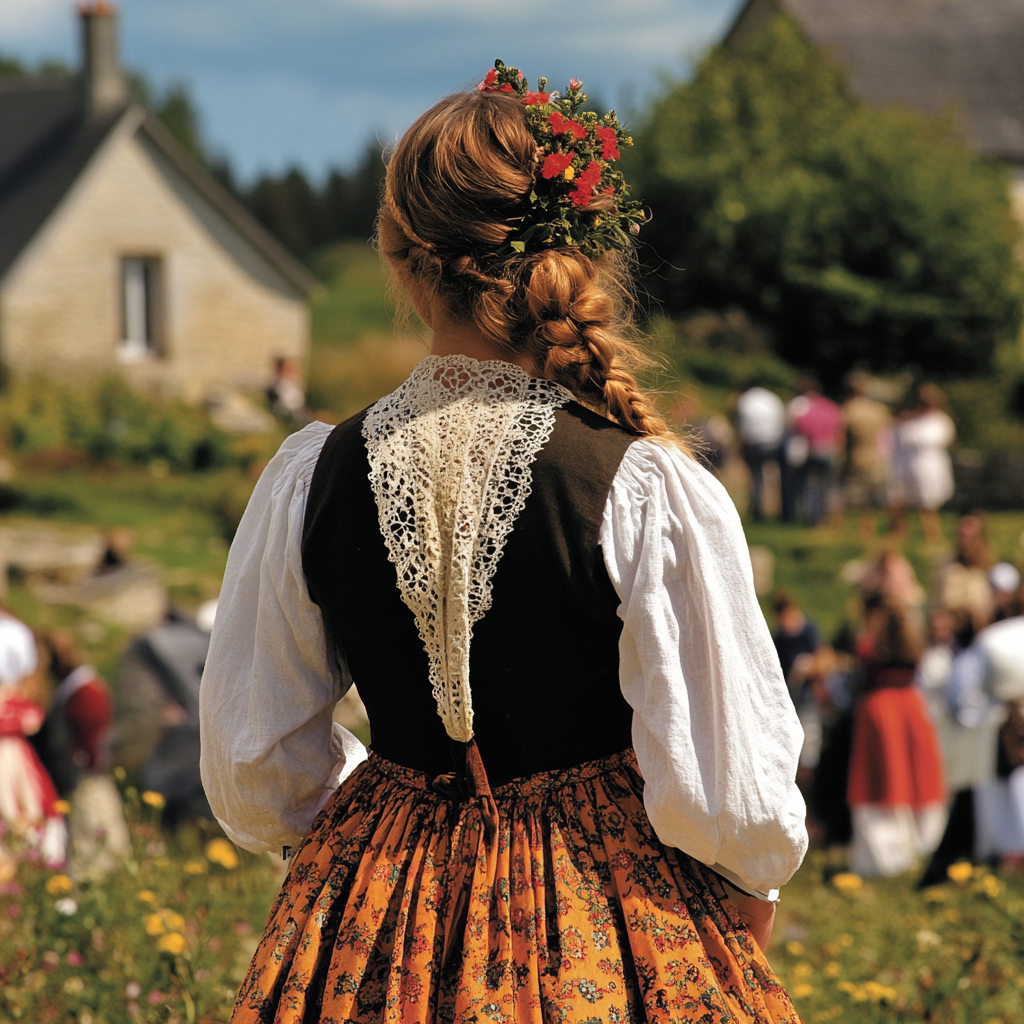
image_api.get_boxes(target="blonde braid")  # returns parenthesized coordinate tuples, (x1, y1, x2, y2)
(522, 251, 673, 439)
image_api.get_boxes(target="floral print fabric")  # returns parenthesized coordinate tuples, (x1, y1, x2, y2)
(232, 749, 801, 1024)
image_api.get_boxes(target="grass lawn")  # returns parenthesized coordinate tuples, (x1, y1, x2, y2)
(774, 853, 1024, 1023)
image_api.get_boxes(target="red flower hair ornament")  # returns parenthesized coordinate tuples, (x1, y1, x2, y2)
(477, 58, 646, 258)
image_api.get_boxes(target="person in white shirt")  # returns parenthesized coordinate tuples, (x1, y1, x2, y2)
(735, 383, 785, 520)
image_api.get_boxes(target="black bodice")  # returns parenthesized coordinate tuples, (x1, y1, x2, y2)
(301, 400, 637, 783)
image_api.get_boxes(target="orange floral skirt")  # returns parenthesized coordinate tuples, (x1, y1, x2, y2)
(231, 748, 801, 1023)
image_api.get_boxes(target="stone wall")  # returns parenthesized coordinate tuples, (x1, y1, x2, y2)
(0, 117, 308, 402)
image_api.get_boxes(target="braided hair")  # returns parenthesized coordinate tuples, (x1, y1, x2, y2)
(378, 90, 675, 442)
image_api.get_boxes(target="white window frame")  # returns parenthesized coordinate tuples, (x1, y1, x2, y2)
(118, 256, 162, 361)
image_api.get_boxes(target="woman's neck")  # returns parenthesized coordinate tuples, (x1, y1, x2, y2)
(427, 309, 535, 375)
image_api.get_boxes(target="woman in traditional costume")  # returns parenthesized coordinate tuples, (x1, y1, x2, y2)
(847, 598, 946, 877)
(201, 63, 807, 1023)
(0, 612, 67, 868)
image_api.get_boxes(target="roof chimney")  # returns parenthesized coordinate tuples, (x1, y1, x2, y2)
(79, 3, 127, 117)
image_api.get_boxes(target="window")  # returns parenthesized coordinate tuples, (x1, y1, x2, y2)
(118, 256, 162, 360)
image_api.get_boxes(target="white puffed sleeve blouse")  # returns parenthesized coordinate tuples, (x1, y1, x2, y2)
(200, 425, 807, 897)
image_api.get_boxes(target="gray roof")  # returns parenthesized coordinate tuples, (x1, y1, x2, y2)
(0, 77, 316, 293)
(725, 0, 1024, 163)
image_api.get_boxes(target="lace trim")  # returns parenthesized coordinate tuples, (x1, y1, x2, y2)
(363, 355, 572, 742)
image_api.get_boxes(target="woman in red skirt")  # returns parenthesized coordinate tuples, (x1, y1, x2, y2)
(201, 62, 807, 1023)
(848, 597, 946, 876)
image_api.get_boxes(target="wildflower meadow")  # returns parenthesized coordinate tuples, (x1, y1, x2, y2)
(0, 780, 279, 1024)
(774, 854, 1024, 1023)
(6, 788, 1024, 1024)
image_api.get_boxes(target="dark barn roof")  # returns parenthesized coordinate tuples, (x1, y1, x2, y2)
(725, 0, 1024, 163)
(0, 77, 316, 293)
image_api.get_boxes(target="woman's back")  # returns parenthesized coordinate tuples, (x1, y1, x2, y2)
(304, 388, 638, 783)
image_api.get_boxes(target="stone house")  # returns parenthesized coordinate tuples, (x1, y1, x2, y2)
(0, 4, 315, 404)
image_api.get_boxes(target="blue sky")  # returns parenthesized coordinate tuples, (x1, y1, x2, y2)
(3, 0, 743, 182)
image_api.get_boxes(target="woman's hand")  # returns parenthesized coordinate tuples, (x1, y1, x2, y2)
(721, 878, 776, 952)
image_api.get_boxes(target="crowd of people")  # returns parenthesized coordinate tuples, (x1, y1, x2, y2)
(726, 373, 956, 541)
(775, 511, 1024, 881)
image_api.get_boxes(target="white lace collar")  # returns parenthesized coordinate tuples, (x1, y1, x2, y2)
(362, 355, 572, 741)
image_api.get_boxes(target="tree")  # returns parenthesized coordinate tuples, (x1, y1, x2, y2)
(320, 140, 385, 244)
(244, 140, 386, 265)
(628, 16, 1023, 382)
(246, 167, 321, 259)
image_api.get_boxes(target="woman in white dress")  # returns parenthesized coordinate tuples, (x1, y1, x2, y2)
(201, 63, 807, 1024)
(890, 383, 956, 546)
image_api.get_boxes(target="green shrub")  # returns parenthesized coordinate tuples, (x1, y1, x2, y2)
(0, 378, 245, 473)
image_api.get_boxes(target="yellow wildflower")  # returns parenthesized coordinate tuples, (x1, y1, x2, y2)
(947, 861, 973, 884)
(837, 980, 856, 994)
(863, 980, 897, 1003)
(183, 859, 206, 875)
(53, 799, 71, 815)
(793, 962, 813, 980)
(206, 838, 240, 870)
(141, 790, 166, 809)
(792, 983, 815, 999)
(137, 890, 158, 905)
(979, 874, 1002, 898)
(824, 961, 841, 978)
(785, 941, 805, 956)
(831, 872, 863, 894)
(157, 932, 186, 955)
(923, 886, 946, 902)
(63, 977, 85, 995)
(838, 933, 854, 948)
(45, 874, 73, 896)
(162, 909, 186, 932)
(563, 166, 575, 181)
(145, 913, 166, 936)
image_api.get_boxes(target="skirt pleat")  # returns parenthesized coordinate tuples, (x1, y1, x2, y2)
(231, 749, 800, 1024)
